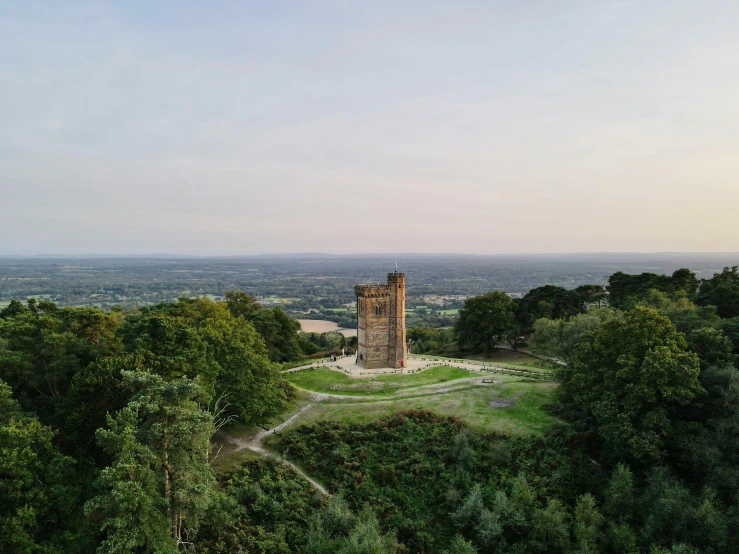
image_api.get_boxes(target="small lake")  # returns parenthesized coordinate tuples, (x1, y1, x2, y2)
(298, 319, 357, 337)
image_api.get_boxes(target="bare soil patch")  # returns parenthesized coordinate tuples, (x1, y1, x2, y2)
(489, 399, 515, 408)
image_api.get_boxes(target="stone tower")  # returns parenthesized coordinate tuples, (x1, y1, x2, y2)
(354, 272, 407, 369)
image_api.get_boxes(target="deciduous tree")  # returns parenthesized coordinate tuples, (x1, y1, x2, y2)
(454, 292, 516, 357)
(564, 307, 703, 464)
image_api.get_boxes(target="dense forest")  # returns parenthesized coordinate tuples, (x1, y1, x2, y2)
(2, 263, 739, 552)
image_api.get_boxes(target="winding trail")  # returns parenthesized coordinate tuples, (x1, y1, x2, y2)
(221, 399, 330, 495)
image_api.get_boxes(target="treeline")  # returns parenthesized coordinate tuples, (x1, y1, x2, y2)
(412, 284, 609, 356)
(410, 266, 739, 357)
(0, 291, 350, 552)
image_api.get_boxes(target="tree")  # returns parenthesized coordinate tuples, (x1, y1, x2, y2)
(62, 355, 146, 462)
(532, 308, 617, 364)
(119, 311, 217, 397)
(672, 268, 700, 296)
(564, 307, 703, 465)
(85, 412, 176, 554)
(248, 307, 303, 362)
(574, 284, 608, 309)
(606, 269, 697, 309)
(0, 299, 26, 320)
(119, 298, 290, 425)
(721, 317, 739, 357)
(224, 291, 304, 362)
(684, 327, 735, 370)
(304, 495, 400, 554)
(88, 371, 217, 551)
(224, 290, 262, 319)
(696, 266, 739, 318)
(454, 292, 517, 357)
(0, 380, 88, 552)
(572, 494, 603, 553)
(443, 535, 478, 554)
(198, 308, 291, 425)
(516, 285, 584, 333)
(0, 302, 121, 424)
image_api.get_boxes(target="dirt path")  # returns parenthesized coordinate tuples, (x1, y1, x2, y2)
(222, 400, 329, 496)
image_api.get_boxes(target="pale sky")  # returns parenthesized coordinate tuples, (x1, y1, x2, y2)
(1, 1, 739, 255)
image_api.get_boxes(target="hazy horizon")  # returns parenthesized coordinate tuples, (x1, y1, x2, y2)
(2, 251, 739, 260)
(2, 1, 739, 255)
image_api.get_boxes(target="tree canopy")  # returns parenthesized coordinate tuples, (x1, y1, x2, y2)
(454, 291, 517, 357)
(563, 307, 703, 465)
(696, 266, 739, 319)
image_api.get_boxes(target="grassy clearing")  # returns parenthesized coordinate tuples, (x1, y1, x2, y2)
(269, 378, 557, 439)
(286, 365, 476, 396)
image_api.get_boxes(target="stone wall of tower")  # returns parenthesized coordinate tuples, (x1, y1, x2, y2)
(387, 272, 407, 367)
(354, 272, 407, 369)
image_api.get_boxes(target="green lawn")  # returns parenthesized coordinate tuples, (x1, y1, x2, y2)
(269, 379, 557, 439)
(286, 365, 477, 396)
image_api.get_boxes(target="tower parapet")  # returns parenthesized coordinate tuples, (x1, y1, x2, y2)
(355, 272, 407, 369)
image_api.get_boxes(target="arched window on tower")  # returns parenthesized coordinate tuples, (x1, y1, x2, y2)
(375, 303, 383, 316)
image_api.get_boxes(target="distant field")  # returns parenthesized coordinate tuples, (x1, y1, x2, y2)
(297, 319, 357, 337)
(407, 306, 459, 315)
(286, 365, 475, 396)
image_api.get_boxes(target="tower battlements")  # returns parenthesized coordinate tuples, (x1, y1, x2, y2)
(353, 284, 388, 297)
(355, 272, 406, 369)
